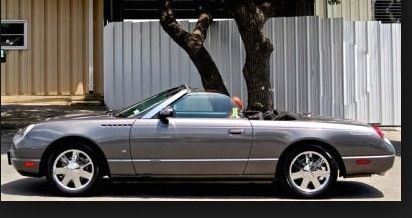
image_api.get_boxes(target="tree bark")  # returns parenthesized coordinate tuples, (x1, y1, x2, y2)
(160, 0, 229, 95)
(225, 0, 275, 111)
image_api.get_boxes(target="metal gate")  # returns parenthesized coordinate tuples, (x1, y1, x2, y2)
(104, 16, 401, 125)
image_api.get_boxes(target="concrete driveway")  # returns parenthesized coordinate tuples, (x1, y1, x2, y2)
(0, 128, 401, 201)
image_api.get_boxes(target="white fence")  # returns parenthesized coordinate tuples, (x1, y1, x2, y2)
(104, 16, 401, 125)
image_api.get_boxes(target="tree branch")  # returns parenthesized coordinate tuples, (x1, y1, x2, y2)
(190, 0, 213, 49)
(256, 2, 273, 23)
(160, 0, 192, 51)
(159, 0, 229, 95)
(160, 0, 214, 53)
(227, 0, 273, 56)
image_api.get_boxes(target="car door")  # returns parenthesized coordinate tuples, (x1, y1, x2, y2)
(129, 93, 253, 175)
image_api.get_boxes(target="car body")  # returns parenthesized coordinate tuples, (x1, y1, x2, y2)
(8, 85, 395, 197)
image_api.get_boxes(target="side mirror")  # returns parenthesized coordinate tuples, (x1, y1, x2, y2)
(106, 110, 115, 116)
(159, 107, 174, 124)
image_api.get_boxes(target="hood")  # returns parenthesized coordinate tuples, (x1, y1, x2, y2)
(44, 111, 115, 122)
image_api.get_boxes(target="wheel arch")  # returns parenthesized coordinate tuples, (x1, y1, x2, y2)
(39, 136, 111, 177)
(275, 139, 347, 178)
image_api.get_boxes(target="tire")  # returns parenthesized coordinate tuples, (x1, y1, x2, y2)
(46, 144, 101, 196)
(278, 144, 338, 198)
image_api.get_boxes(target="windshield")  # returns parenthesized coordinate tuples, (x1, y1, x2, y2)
(115, 85, 186, 118)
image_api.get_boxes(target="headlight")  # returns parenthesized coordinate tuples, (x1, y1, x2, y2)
(16, 124, 35, 137)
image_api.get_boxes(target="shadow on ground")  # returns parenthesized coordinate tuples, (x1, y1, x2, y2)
(1, 178, 383, 200)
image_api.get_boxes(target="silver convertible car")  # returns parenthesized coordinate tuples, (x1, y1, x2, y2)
(8, 85, 395, 198)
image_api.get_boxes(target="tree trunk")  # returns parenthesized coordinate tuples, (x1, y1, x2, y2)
(243, 49, 273, 112)
(160, 0, 229, 95)
(227, 1, 274, 111)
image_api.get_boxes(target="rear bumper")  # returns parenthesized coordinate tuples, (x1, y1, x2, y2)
(342, 154, 395, 176)
(343, 137, 395, 176)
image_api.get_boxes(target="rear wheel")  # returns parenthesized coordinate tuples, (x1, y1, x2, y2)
(279, 145, 338, 198)
(46, 145, 101, 196)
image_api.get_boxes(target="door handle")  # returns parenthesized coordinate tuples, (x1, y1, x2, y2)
(228, 129, 244, 134)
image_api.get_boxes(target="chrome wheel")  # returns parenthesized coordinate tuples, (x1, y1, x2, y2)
(288, 151, 331, 193)
(52, 149, 95, 191)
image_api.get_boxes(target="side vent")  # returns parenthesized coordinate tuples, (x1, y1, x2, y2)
(101, 124, 133, 127)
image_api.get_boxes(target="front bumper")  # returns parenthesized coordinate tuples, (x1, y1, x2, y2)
(8, 149, 41, 177)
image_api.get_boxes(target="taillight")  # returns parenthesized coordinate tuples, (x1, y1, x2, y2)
(356, 159, 371, 165)
(23, 161, 36, 168)
(372, 124, 384, 139)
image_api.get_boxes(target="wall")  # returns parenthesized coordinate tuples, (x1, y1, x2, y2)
(103, 17, 401, 126)
(315, 0, 373, 21)
(0, 0, 104, 97)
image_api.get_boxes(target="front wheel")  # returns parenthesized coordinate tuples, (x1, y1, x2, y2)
(46, 146, 100, 196)
(279, 145, 338, 198)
